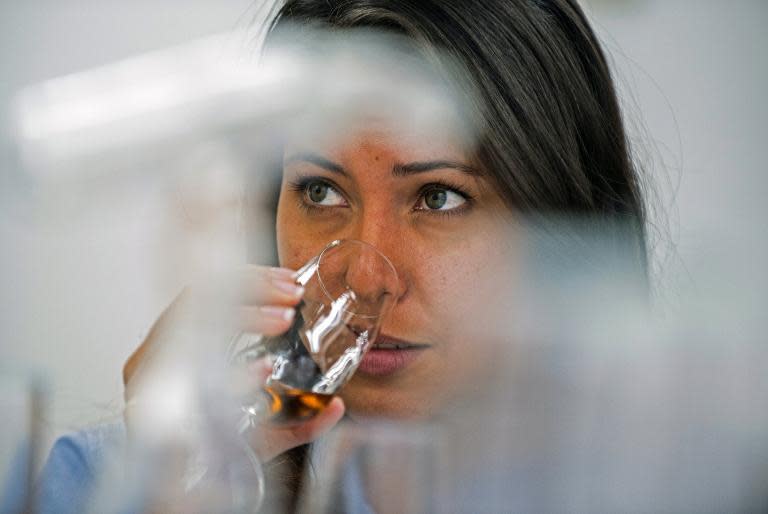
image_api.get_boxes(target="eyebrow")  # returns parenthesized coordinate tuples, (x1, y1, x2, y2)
(285, 152, 481, 178)
(284, 152, 348, 176)
(392, 160, 480, 177)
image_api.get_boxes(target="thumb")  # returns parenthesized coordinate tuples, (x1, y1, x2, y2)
(250, 397, 345, 462)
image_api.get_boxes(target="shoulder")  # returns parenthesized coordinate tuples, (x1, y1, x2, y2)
(44, 422, 126, 479)
(35, 422, 126, 514)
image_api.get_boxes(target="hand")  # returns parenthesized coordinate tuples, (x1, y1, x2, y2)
(252, 396, 345, 462)
(122, 266, 346, 462)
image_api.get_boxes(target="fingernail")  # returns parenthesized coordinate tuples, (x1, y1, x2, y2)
(270, 268, 297, 279)
(261, 306, 295, 322)
(273, 280, 304, 298)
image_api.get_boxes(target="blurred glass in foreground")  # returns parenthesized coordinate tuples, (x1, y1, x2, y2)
(7, 15, 473, 513)
(293, 220, 768, 513)
(0, 372, 46, 514)
(2, 4, 767, 514)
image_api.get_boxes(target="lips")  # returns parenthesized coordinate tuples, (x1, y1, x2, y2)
(356, 335, 430, 377)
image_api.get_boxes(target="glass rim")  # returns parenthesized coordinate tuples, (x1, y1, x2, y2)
(315, 238, 399, 320)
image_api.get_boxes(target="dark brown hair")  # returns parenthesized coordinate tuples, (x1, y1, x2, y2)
(270, 0, 646, 249)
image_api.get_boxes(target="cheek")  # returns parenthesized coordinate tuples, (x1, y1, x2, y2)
(417, 241, 513, 411)
(276, 192, 335, 270)
(276, 194, 308, 269)
(415, 243, 492, 314)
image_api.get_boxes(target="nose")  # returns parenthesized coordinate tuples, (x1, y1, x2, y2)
(319, 238, 404, 318)
(343, 245, 399, 306)
(345, 216, 408, 306)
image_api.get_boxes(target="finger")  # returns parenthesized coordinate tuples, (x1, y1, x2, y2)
(240, 266, 304, 306)
(255, 397, 345, 462)
(246, 359, 274, 384)
(281, 396, 345, 444)
(228, 358, 274, 401)
(240, 305, 296, 336)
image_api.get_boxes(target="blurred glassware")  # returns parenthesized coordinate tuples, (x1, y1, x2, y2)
(296, 421, 438, 514)
(115, 239, 398, 513)
(0, 371, 47, 514)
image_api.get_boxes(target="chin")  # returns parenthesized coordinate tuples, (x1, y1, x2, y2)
(345, 402, 432, 422)
(340, 385, 437, 422)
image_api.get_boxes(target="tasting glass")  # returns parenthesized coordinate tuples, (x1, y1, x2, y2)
(229, 239, 400, 427)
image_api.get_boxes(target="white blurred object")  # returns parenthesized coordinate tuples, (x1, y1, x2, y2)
(10, 17, 469, 181)
(11, 30, 279, 175)
(7, 20, 477, 513)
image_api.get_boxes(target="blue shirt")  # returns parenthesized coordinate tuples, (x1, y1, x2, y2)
(34, 423, 126, 514)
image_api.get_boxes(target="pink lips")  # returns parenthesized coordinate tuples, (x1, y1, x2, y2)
(357, 335, 429, 377)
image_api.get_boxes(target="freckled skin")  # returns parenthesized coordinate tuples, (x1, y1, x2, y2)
(276, 125, 514, 420)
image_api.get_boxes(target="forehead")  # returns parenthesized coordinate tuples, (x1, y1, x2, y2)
(283, 116, 472, 164)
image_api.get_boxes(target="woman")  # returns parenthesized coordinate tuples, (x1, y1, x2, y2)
(37, 0, 646, 512)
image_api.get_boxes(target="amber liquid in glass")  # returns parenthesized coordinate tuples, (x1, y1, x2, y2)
(262, 380, 334, 424)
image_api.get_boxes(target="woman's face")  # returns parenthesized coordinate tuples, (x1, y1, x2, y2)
(276, 121, 513, 419)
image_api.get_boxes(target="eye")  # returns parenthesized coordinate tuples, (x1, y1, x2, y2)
(304, 179, 346, 207)
(417, 186, 467, 211)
